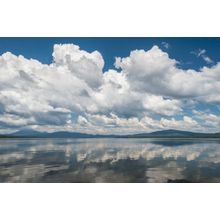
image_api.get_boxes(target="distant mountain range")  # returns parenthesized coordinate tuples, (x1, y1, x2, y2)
(0, 129, 220, 138)
(124, 129, 220, 138)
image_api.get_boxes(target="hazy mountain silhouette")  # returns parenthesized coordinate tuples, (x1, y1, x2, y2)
(0, 128, 219, 138)
(125, 129, 220, 138)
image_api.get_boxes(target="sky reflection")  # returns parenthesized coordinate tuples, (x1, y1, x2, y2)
(0, 138, 220, 182)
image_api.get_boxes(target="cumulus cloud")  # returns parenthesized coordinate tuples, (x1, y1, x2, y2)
(52, 44, 104, 88)
(115, 46, 220, 100)
(0, 44, 220, 134)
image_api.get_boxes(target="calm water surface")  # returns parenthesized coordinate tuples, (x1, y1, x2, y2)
(1, 138, 220, 183)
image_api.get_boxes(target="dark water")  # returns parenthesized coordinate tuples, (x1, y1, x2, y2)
(1, 138, 220, 183)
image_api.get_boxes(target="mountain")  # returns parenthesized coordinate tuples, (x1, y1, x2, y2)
(11, 129, 44, 137)
(127, 129, 196, 138)
(10, 129, 99, 138)
(150, 129, 195, 136)
(1, 129, 220, 138)
(125, 129, 220, 138)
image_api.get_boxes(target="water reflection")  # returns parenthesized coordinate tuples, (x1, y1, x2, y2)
(0, 138, 220, 182)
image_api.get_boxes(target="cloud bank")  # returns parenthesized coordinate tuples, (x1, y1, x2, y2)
(0, 43, 220, 134)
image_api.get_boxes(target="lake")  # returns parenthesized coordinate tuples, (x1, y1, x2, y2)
(1, 138, 220, 183)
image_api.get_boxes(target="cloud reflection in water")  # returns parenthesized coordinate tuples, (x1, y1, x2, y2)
(0, 138, 220, 182)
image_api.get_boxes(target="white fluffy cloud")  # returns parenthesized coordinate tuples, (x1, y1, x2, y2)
(52, 44, 104, 88)
(115, 46, 220, 100)
(0, 43, 220, 134)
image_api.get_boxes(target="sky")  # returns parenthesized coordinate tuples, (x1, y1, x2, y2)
(0, 37, 220, 134)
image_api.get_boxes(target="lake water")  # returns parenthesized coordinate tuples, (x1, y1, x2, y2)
(1, 138, 220, 183)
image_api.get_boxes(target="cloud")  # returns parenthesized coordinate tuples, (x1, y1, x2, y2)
(52, 44, 104, 88)
(161, 41, 170, 49)
(191, 48, 214, 64)
(115, 46, 220, 100)
(192, 110, 220, 132)
(0, 44, 220, 134)
(160, 116, 199, 130)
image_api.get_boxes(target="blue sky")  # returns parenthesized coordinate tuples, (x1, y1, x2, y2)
(0, 38, 220, 134)
(0, 37, 219, 71)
